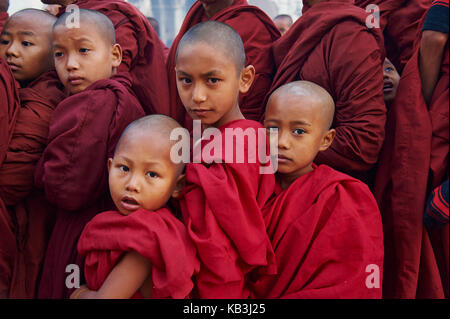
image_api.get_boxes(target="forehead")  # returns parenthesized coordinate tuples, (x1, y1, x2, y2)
(176, 42, 235, 70)
(118, 129, 174, 158)
(53, 20, 107, 44)
(3, 15, 51, 37)
(266, 93, 321, 121)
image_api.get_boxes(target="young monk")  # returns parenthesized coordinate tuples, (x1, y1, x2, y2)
(167, 0, 280, 128)
(250, 81, 384, 299)
(0, 9, 66, 298)
(35, 9, 145, 299)
(70, 115, 199, 299)
(40, 0, 169, 116)
(267, 0, 386, 183)
(383, 58, 400, 107)
(0, 0, 7, 33)
(273, 14, 293, 36)
(175, 21, 276, 298)
(374, 0, 449, 299)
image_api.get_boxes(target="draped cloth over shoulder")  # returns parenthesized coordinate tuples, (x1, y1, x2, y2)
(0, 12, 7, 33)
(251, 165, 384, 299)
(268, 0, 386, 181)
(178, 119, 276, 298)
(78, 208, 200, 299)
(35, 73, 145, 298)
(166, 0, 280, 128)
(373, 39, 449, 298)
(63, 0, 170, 116)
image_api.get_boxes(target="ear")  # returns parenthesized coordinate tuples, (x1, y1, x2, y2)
(239, 65, 255, 94)
(107, 158, 113, 174)
(319, 128, 336, 152)
(111, 44, 123, 69)
(171, 174, 186, 199)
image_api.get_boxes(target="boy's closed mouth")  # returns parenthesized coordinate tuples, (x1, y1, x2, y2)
(191, 108, 212, 116)
(277, 153, 292, 163)
(120, 195, 140, 211)
(6, 61, 21, 71)
(68, 75, 84, 86)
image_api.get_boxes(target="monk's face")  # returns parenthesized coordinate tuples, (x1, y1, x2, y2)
(274, 17, 292, 36)
(0, 15, 54, 85)
(108, 129, 184, 216)
(383, 58, 400, 104)
(52, 20, 122, 95)
(175, 42, 253, 128)
(264, 92, 335, 180)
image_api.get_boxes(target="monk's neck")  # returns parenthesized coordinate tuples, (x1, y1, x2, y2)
(202, 0, 235, 18)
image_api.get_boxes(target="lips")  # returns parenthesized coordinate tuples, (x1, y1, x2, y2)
(277, 153, 292, 163)
(68, 75, 84, 86)
(120, 195, 140, 211)
(383, 81, 394, 93)
(6, 61, 21, 71)
(191, 108, 212, 117)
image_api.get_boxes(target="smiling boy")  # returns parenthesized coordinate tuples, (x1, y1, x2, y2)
(175, 21, 276, 299)
(35, 9, 145, 299)
(71, 115, 199, 299)
(251, 81, 384, 298)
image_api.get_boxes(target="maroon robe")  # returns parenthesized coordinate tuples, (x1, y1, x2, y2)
(35, 73, 145, 299)
(373, 39, 449, 298)
(268, 0, 386, 182)
(0, 11, 7, 33)
(78, 208, 200, 299)
(58, 0, 170, 116)
(166, 0, 280, 128)
(251, 165, 384, 299)
(178, 119, 276, 298)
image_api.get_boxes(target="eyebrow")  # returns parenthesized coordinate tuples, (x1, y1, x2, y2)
(264, 119, 312, 126)
(3, 31, 36, 36)
(118, 155, 163, 167)
(176, 69, 224, 77)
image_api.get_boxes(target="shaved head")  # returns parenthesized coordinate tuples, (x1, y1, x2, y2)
(176, 20, 246, 72)
(269, 81, 335, 129)
(54, 8, 116, 45)
(5, 8, 56, 32)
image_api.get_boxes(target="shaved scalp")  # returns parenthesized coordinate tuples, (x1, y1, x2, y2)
(176, 20, 246, 73)
(274, 14, 293, 25)
(54, 8, 116, 45)
(270, 81, 335, 129)
(4, 8, 57, 33)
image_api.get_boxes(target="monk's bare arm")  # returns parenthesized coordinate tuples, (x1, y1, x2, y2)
(73, 251, 152, 299)
(419, 30, 448, 104)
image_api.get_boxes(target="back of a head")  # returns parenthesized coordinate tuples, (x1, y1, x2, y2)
(176, 20, 246, 72)
(54, 8, 116, 45)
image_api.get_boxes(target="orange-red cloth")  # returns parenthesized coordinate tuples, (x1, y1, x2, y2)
(268, 0, 386, 182)
(35, 73, 145, 298)
(78, 208, 200, 299)
(178, 119, 276, 298)
(354, 0, 430, 73)
(166, 0, 280, 128)
(59, 0, 170, 116)
(373, 40, 449, 298)
(251, 165, 384, 298)
(0, 12, 7, 33)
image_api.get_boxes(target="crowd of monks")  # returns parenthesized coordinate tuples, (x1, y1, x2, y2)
(0, 0, 448, 300)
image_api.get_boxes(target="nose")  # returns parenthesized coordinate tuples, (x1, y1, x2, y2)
(192, 83, 207, 104)
(278, 130, 290, 150)
(125, 174, 141, 193)
(5, 41, 19, 58)
(66, 53, 79, 71)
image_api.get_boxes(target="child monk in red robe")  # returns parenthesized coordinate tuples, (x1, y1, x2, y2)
(174, 21, 276, 298)
(35, 9, 145, 299)
(70, 115, 199, 299)
(382, 58, 400, 108)
(167, 0, 280, 128)
(374, 1, 449, 299)
(251, 81, 384, 299)
(40, 0, 170, 116)
(0, 9, 66, 298)
(0, 0, 8, 33)
(268, 0, 386, 183)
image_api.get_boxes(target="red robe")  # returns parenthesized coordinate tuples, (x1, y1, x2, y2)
(166, 0, 280, 128)
(77, 208, 200, 299)
(269, 0, 386, 182)
(373, 38, 449, 298)
(178, 119, 276, 298)
(0, 71, 66, 299)
(0, 57, 20, 298)
(251, 165, 384, 299)
(35, 73, 145, 299)
(58, 0, 170, 116)
(0, 12, 7, 33)
(354, 0, 431, 73)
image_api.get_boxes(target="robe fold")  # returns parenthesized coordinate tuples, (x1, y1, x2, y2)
(78, 208, 200, 299)
(62, 0, 170, 116)
(373, 40, 449, 299)
(166, 0, 280, 128)
(250, 165, 384, 299)
(35, 73, 145, 299)
(178, 119, 276, 298)
(0, 12, 7, 33)
(354, 0, 430, 73)
(269, 0, 386, 181)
